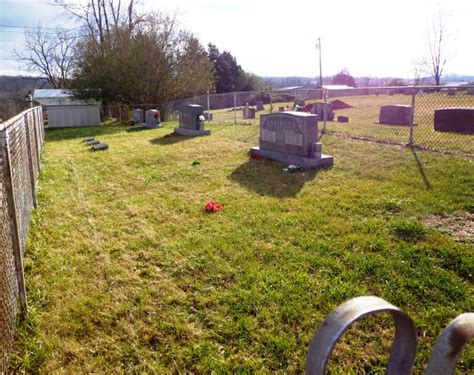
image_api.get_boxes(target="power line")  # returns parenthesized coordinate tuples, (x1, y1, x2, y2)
(0, 24, 82, 31)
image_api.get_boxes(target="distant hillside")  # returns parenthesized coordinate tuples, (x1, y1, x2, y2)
(442, 74, 474, 82)
(262, 75, 474, 89)
(0, 76, 51, 120)
(0, 75, 50, 94)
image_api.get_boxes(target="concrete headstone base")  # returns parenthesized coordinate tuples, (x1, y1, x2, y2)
(250, 146, 333, 169)
(174, 128, 211, 137)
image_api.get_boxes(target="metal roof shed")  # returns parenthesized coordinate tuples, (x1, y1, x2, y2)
(33, 90, 101, 128)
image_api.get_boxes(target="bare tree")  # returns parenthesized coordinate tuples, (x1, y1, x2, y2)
(52, 0, 141, 47)
(411, 59, 425, 86)
(422, 10, 454, 86)
(16, 27, 77, 88)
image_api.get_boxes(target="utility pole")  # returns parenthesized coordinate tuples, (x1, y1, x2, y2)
(316, 37, 323, 88)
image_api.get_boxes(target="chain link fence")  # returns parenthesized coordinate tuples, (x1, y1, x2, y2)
(160, 86, 473, 156)
(0, 106, 44, 372)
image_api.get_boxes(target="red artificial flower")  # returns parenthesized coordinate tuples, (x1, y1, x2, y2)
(251, 152, 262, 160)
(154, 111, 160, 119)
(204, 201, 223, 213)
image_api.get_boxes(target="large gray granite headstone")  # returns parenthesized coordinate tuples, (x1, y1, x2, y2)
(377, 105, 413, 126)
(250, 111, 333, 169)
(434, 107, 474, 134)
(174, 104, 210, 136)
(145, 109, 162, 128)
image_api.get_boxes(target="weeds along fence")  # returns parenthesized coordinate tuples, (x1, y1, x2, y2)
(161, 86, 474, 156)
(0, 106, 44, 372)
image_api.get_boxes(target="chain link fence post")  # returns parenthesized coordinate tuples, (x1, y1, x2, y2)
(207, 91, 211, 121)
(233, 91, 237, 125)
(323, 88, 327, 134)
(409, 89, 416, 147)
(270, 91, 273, 113)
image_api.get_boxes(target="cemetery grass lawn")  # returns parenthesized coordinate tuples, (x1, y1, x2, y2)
(10, 121, 474, 373)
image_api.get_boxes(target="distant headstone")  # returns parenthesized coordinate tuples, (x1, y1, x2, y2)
(174, 104, 210, 136)
(279, 106, 285, 112)
(467, 87, 474, 96)
(243, 106, 256, 119)
(92, 143, 109, 151)
(145, 109, 161, 128)
(250, 111, 333, 169)
(377, 105, 413, 126)
(337, 116, 349, 123)
(133, 109, 144, 124)
(417, 90, 424, 96)
(316, 103, 334, 121)
(86, 139, 100, 145)
(83, 137, 95, 143)
(256, 101, 265, 111)
(434, 108, 474, 134)
(447, 89, 455, 96)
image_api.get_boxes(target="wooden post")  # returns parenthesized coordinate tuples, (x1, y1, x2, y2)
(23, 113, 38, 208)
(0, 132, 28, 314)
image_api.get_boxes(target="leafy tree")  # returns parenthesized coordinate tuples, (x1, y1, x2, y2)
(45, 1, 214, 104)
(331, 69, 357, 87)
(72, 13, 214, 104)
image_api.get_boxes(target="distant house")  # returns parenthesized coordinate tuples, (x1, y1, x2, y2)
(322, 85, 354, 90)
(33, 89, 101, 128)
(277, 85, 356, 100)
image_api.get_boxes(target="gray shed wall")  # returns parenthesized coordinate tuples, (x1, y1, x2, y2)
(47, 105, 100, 128)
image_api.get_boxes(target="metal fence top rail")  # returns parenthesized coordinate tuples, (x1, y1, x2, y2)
(0, 106, 41, 132)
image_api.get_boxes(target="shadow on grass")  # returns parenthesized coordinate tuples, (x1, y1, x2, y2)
(229, 159, 319, 198)
(149, 132, 192, 145)
(411, 149, 432, 190)
(45, 124, 128, 142)
(125, 125, 152, 133)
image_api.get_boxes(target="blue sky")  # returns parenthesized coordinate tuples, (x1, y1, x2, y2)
(1, 0, 473, 78)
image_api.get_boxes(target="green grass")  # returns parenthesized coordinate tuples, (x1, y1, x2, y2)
(10, 121, 474, 373)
